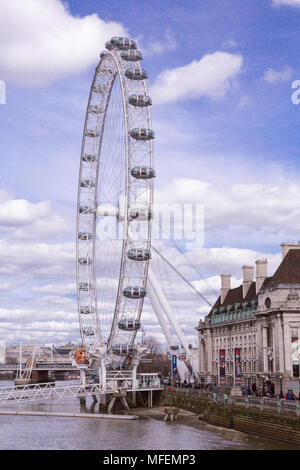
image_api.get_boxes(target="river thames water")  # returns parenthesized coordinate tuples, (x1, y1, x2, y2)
(0, 381, 296, 450)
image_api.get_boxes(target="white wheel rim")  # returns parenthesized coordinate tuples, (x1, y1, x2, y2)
(76, 40, 154, 358)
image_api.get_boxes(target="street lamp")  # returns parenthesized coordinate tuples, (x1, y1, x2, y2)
(279, 375, 283, 398)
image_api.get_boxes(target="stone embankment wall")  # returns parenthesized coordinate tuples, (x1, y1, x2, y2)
(161, 391, 300, 448)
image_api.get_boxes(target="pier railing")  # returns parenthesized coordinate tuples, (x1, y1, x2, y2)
(0, 381, 119, 406)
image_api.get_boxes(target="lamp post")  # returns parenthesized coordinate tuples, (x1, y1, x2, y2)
(279, 375, 283, 399)
(262, 375, 265, 396)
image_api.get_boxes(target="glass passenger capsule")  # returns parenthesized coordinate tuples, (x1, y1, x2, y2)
(128, 94, 152, 107)
(127, 248, 151, 261)
(125, 67, 148, 80)
(79, 283, 93, 291)
(82, 153, 96, 163)
(131, 166, 155, 179)
(80, 306, 95, 315)
(78, 257, 93, 265)
(129, 207, 152, 221)
(130, 128, 155, 141)
(85, 129, 100, 138)
(100, 51, 107, 59)
(78, 232, 93, 241)
(112, 344, 134, 356)
(120, 50, 143, 62)
(80, 179, 95, 189)
(123, 286, 146, 299)
(118, 318, 141, 331)
(105, 40, 113, 50)
(115, 38, 137, 50)
(110, 36, 125, 46)
(79, 205, 95, 214)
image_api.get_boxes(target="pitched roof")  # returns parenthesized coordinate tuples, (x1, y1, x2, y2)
(207, 250, 300, 317)
(207, 249, 300, 317)
(208, 283, 255, 317)
(264, 249, 300, 287)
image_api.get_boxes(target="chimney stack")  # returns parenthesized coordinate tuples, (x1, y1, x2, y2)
(255, 259, 267, 294)
(281, 242, 300, 260)
(242, 266, 254, 298)
(220, 274, 231, 303)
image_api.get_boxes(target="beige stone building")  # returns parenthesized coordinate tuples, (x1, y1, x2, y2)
(196, 242, 300, 394)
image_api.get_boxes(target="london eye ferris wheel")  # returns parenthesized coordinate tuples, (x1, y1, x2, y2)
(76, 36, 155, 363)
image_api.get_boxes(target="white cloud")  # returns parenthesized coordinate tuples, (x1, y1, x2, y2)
(32, 282, 76, 295)
(262, 66, 293, 83)
(221, 40, 238, 49)
(0, 240, 75, 277)
(141, 29, 177, 55)
(150, 51, 243, 104)
(0, 191, 72, 241)
(272, 0, 300, 7)
(0, 0, 127, 87)
(155, 179, 300, 244)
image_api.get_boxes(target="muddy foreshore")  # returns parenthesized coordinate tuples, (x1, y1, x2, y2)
(130, 406, 249, 443)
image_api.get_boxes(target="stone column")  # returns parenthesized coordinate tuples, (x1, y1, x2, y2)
(283, 322, 292, 375)
(199, 340, 205, 373)
(262, 326, 268, 372)
(256, 320, 263, 373)
(272, 324, 276, 373)
(277, 314, 285, 373)
(206, 328, 213, 374)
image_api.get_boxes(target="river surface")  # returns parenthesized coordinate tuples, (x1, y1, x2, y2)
(0, 381, 296, 450)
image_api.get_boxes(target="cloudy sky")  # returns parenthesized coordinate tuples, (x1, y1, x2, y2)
(0, 0, 300, 347)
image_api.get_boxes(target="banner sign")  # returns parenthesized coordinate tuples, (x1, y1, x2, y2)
(172, 354, 177, 377)
(234, 347, 241, 385)
(218, 349, 226, 383)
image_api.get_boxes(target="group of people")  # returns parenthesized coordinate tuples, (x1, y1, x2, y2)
(165, 378, 299, 400)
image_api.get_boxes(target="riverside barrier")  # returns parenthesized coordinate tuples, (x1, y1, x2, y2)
(162, 389, 300, 447)
(164, 387, 300, 418)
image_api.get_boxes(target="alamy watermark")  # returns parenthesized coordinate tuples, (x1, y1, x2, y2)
(96, 199, 204, 250)
(291, 80, 300, 105)
(0, 80, 6, 104)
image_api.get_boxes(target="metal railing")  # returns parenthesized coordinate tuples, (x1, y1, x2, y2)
(0, 381, 119, 406)
(165, 387, 300, 418)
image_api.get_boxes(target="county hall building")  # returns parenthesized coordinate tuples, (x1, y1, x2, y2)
(196, 242, 300, 394)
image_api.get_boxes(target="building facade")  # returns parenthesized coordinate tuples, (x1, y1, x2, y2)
(196, 243, 300, 393)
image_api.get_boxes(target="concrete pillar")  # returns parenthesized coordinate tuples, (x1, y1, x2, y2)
(148, 390, 153, 408)
(80, 368, 86, 386)
(132, 363, 138, 390)
(263, 326, 268, 372)
(277, 314, 285, 372)
(131, 391, 137, 406)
